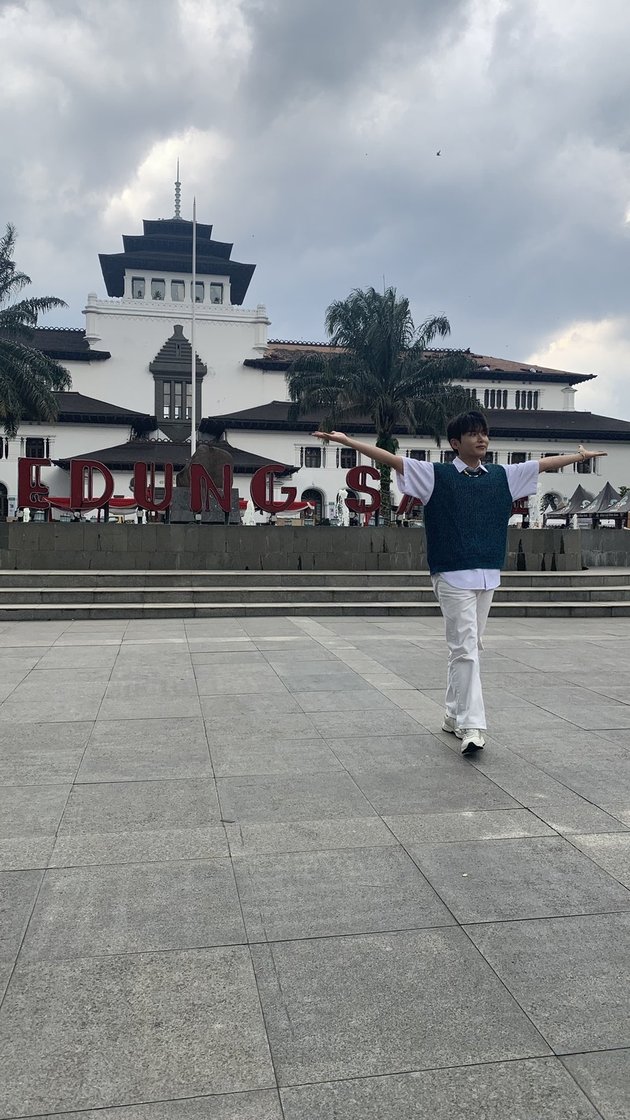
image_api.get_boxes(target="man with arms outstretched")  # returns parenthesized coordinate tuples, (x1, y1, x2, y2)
(314, 411, 606, 754)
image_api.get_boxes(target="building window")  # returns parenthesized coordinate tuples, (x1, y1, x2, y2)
(407, 449, 428, 460)
(171, 280, 185, 302)
(484, 451, 496, 464)
(192, 281, 204, 303)
(0, 437, 9, 459)
(25, 437, 45, 458)
(575, 457, 594, 474)
(485, 389, 508, 409)
(337, 447, 357, 468)
(151, 279, 165, 301)
(509, 451, 528, 464)
(159, 380, 192, 421)
(541, 452, 560, 473)
(515, 390, 539, 410)
(302, 446, 322, 469)
(209, 283, 223, 305)
(132, 277, 145, 299)
(441, 450, 456, 463)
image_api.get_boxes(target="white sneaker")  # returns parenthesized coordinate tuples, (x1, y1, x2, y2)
(456, 728, 485, 755)
(442, 714, 457, 734)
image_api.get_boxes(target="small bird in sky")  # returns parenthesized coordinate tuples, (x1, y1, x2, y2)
(436, 150, 441, 156)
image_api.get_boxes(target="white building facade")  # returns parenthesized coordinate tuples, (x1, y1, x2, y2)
(1, 208, 629, 522)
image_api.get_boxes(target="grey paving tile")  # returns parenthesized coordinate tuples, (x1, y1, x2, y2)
(194, 669, 288, 696)
(192, 650, 268, 667)
(507, 741, 630, 812)
(352, 764, 520, 815)
(0, 721, 92, 785)
(0, 870, 43, 958)
(34, 645, 119, 669)
(31, 1091, 284, 1120)
(210, 736, 342, 777)
(225, 816, 397, 856)
(204, 709, 315, 740)
(570, 832, 630, 889)
(531, 800, 630, 835)
(468, 744, 587, 808)
(326, 733, 453, 771)
(252, 928, 549, 1085)
(50, 825, 228, 867)
(21, 860, 245, 960)
(0, 784, 70, 838)
(98, 681, 202, 720)
(468, 912, 630, 1053)
(58, 779, 222, 833)
(234, 846, 453, 941)
(292, 689, 399, 712)
(264, 650, 343, 667)
(0, 680, 107, 722)
(0, 836, 54, 871)
(77, 718, 212, 782)
(281, 1058, 600, 1119)
(0, 948, 274, 1114)
(283, 671, 373, 693)
(563, 1049, 630, 1120)
(217, 773, 376, 823)
(307, 708, 428, 737)
(188, 639, 259, 653)
(200, 688, 303, 714)
(384, 808, 556, 845)
(411, 836, 630, 922)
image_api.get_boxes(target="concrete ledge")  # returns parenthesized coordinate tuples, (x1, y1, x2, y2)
(0, 524, 583, 571)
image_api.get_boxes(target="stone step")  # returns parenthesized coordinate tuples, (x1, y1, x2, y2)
(0, 569, 628, 589)
(1, 585, 630, 605)
(2, 600, 630, 621)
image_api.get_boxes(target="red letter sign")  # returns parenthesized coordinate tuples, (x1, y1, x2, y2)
(70, 459, 115, 510)
(17, 457, 51, 509)
(344, 465, 381, 521)
(133, 463, 174, 512)
(250, 465, 298, 513)
(189, 463, 233, 513)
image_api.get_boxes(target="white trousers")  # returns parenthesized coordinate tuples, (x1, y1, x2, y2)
(433, 576, 494, 730)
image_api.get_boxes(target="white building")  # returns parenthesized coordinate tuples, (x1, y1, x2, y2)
(1, 203, 630, 522)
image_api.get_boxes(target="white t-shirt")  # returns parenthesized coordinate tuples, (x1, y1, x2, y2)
(396, 456, 540, 590)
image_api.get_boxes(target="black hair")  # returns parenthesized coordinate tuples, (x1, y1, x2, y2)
(447, 410, 489, 445)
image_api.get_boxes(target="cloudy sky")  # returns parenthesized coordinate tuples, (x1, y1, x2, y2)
(2, 0, 630, 418)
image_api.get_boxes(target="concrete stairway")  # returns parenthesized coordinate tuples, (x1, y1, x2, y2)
(0, 570, 629, 619)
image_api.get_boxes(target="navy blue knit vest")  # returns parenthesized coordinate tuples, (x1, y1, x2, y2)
(424, 463, 513, 575)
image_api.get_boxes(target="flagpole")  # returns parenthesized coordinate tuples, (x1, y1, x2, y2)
(190, 197, 197, 455)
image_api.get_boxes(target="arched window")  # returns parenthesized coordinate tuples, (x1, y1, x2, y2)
(484, 389, 489, 408)
(0, 482, 7, 521)
(533, 390, 539, 409)
(527, 391, 533, 409)
(502, 390, 508, 408)
(515, 391, 521, 409)
(301, 488, 324, 523)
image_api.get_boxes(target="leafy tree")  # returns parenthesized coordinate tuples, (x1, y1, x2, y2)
(0, 223, 71, 436)
(286, 286, 476, 523)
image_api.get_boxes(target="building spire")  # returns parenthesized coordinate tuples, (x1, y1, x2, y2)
(174, 160, 181, 219)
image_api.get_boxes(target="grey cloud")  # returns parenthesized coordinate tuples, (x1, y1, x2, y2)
(2, 0, 630, 417)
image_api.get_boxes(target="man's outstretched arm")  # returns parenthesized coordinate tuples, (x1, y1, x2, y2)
(312, 431, 404, 473)
(537, 445, 607, 472)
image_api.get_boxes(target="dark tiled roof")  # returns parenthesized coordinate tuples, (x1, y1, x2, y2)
(52, 392, 152, 424)
(246, 344, 595, 385)
(99, 218, 255, 304)
(214, 400, 630, 441)
(54, 438, 297, 475)
(30, 328, 111, 362)
(149, 325, 206, 378)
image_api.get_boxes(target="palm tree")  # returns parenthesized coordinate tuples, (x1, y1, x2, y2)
(286, 286, 476, 523)
(0, 223, 71, 437)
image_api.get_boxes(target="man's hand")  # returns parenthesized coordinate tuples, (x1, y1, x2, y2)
(312, 430, 349, 445)
(578, 444, 607, 460)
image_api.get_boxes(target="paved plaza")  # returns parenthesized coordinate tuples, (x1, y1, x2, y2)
(1, 612, 630, 1118)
